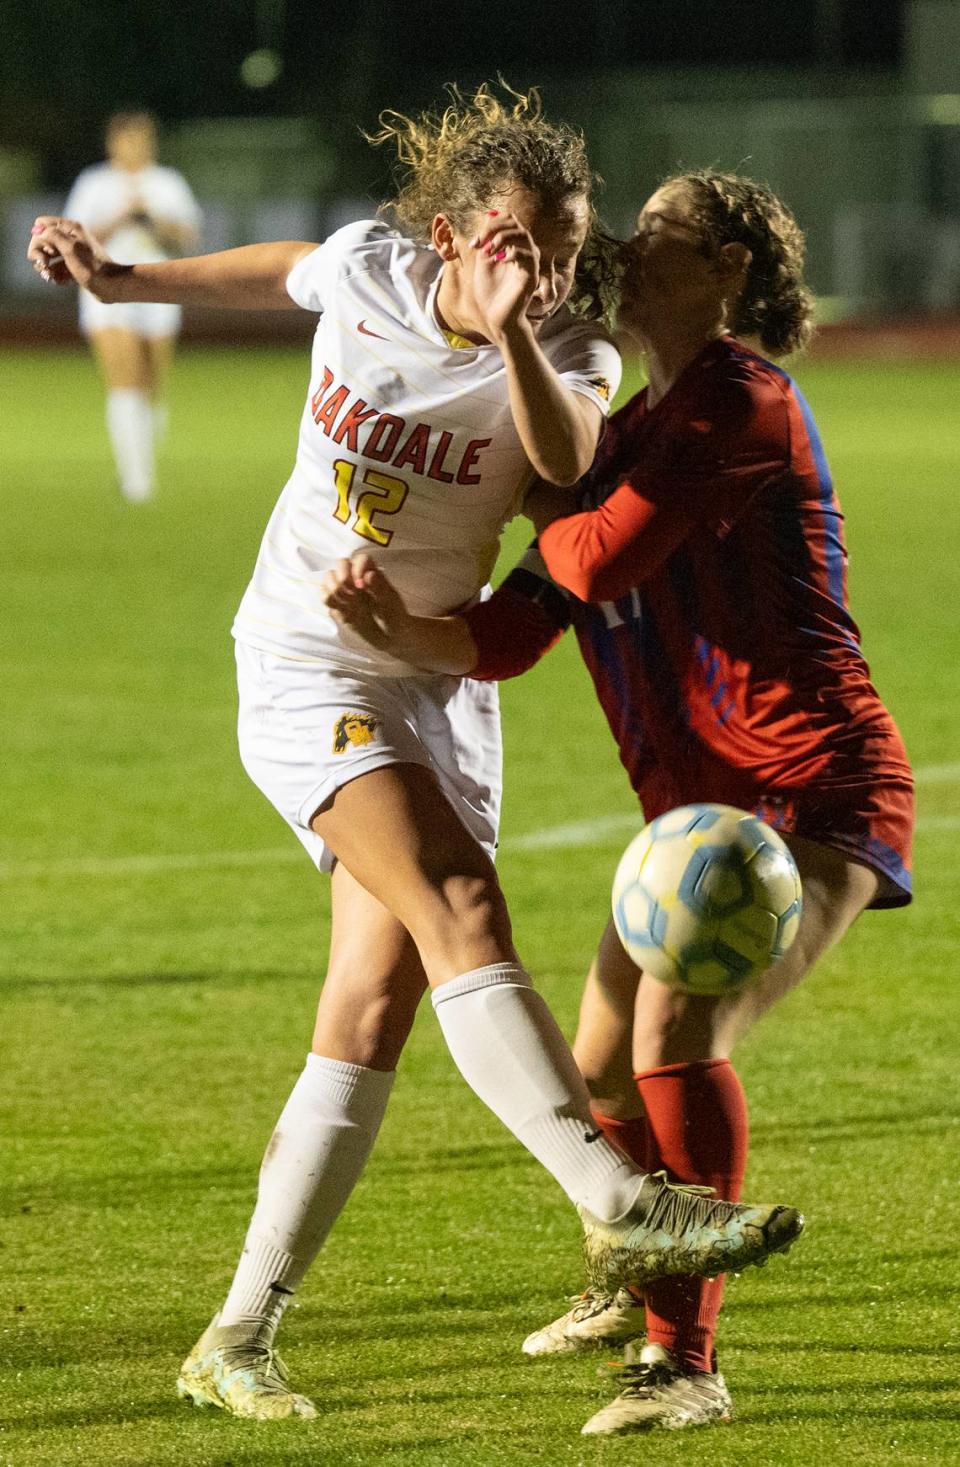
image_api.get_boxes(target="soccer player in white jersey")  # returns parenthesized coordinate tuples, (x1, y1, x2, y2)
(30, 85, 802, 1425)
(64, 112, 201, 502)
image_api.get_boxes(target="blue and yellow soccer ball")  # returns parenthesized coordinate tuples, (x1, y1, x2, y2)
(612, 803, 803, 996)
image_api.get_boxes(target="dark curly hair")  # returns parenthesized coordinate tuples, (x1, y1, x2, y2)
(666, 169, 814, 355)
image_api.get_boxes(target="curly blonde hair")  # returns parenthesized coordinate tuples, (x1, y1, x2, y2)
(368, 82, 594, 236)
(667, 169, 815, 355)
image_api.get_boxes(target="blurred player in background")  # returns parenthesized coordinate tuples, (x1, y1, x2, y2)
(323, 170, 913, 1436)
(30, 96, 803, 1426)
(64, 112, 201, 501)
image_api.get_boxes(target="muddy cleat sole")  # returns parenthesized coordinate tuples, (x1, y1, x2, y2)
(582, 1342, 733, 1435)
(177, 1314, 318, 1420)
(522, 1287, 646, 1356)
(580, 1172, 803, 1292)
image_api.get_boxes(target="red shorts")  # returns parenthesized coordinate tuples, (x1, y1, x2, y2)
(639, 772, 914, 910)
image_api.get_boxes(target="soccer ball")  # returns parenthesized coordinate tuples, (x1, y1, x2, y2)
(611, 803, 802, 996)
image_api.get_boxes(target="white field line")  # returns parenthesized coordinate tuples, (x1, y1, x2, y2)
(0, 763, 956, 883)
(913, 762, 960, 784)
(508, 813, 640, 850)
(0, 846, 304, 881)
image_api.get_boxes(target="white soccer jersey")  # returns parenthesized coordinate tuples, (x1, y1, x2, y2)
(232, 220, 621, 674)
(65, 163, 201, 264)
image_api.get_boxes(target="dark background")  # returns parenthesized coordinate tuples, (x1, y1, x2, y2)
(3, 0, 904, 189)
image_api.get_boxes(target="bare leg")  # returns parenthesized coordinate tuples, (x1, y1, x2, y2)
(88, 326, 151, 390)
(144, 334, 176, 401)
(309, 761, 518, 983)
(573, 920, 644, 1119)
(309, 761, 644, 1220)
(311, 859, 428, 1068)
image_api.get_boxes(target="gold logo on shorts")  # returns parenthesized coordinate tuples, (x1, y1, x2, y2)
(588, 374, 611, 402)
(333, 711, 379, 753)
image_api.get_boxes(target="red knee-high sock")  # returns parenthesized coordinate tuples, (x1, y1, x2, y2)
(635, 1058, 749, 1374)
(588, 1111, 654, 1170)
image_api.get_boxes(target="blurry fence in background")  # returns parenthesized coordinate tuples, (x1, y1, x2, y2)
(3, 83, 959, 331)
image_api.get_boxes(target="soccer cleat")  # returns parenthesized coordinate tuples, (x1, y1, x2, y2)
(582, 1342, 733, 1435)
(176, 1314, 318, 1420)
(580, 1171, 803, 1292)
(522, 1287, 646, 1356)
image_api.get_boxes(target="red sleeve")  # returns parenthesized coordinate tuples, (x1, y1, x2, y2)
(539, 373, 790, 604)
(539, 483, 696, 603)
(463, 582, 567, 681)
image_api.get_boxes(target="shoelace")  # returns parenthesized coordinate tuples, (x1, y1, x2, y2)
(565, 1288, 616, 1320)
(219, 1341, 293, 1393)
(641, 1171, 745, 1236)
(647, 1168, 717, 1198)
(611, 1359, 678, 1399)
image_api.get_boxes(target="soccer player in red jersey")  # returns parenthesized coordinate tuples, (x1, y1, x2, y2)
(323, 170, 914, 1435)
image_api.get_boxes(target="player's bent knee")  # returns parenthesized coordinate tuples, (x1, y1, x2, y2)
(313, 979, 425, 1070)
(632, 984, 726, 1067)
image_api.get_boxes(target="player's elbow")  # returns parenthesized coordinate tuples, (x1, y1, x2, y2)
(531, 454, 584, 489)
(533, 435, 596, 488)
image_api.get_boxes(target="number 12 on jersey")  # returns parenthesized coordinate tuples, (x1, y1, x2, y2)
(332, 459, 409, 546)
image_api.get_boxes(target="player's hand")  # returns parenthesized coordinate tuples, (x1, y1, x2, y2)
(28, 217, 121, 295)
(321, 553, 412, 651)
(470, 210, 540, 343)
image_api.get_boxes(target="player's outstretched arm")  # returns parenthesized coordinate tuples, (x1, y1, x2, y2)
(321, 555, 479, 674)
(28, 218, 316, 310)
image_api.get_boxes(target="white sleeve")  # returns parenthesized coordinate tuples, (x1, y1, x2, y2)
(285, 241, 335, 313)
(549, 326, 622, 417)
(285, 219, 383, 314)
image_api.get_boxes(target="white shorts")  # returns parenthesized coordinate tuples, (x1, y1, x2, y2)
(235, 641, 503, 873)
(79, 291, 182, 339)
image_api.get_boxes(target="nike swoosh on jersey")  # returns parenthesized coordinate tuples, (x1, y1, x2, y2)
(357, 319, 388, 340)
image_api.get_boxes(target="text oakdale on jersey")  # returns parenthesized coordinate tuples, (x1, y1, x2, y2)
(309, 367, 492, 486)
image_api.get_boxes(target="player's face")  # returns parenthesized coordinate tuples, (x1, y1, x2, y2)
(107, 122, 156, 171)
(620, 184, 721, 334)
(461, 185, 590, 328)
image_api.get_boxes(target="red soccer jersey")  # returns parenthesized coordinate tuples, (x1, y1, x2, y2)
(465, 337, 913, 902)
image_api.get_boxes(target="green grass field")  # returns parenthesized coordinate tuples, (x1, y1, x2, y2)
(2, 346, 958, 1467)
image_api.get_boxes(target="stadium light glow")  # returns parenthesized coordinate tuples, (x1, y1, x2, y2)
(240, 48, 283, 89)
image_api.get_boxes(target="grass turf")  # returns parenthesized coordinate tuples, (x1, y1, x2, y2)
(1, 346, 958, 1466)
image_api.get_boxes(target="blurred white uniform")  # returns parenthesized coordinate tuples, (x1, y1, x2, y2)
(233, 219, 621, 868)
(64, 163, 201, 336)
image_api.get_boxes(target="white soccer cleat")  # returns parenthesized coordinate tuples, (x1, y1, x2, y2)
(580, 1171, 804, 1292)
(176, 1314, 318, 1420)
(582, 1342, 733, 1435)
(521, 1287, 646, 1356)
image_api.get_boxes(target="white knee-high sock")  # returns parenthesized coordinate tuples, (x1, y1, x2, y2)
(432, 963, 644, 1223)
(105, 388, 154, 502)
(219, 1054, 394, 1335)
